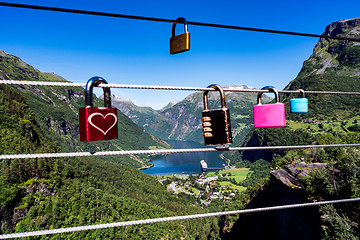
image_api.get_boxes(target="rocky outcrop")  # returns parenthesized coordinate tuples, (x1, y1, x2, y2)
(46, 119, 77, 136)
(323, 18, 360, 39)
(224, 163, 325, 240)
(0, 50, 40, 80)
(309, 18, 360, 75)
(0, 182, 56, 231)
(24, 182, 56, 197)
(271, 162, 326, 188)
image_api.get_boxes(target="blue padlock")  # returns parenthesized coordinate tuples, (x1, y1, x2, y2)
(290, 89, 308, 113)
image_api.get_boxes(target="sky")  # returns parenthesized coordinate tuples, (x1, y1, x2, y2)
(1, 0, 360, 109)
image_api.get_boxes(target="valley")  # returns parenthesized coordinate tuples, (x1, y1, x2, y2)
(110, 85, 265, 145)
(141, 140, 225, 175)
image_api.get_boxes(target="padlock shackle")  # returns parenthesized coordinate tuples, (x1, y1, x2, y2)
(85, 76, 111, 108)
(172, 17, 188, 37)
(292, 89, 306, 98)
(203, 84, 226, 110)
(257, 86, 280, 104)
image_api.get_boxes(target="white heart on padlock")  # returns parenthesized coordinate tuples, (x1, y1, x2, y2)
(88, 113, 117, 135)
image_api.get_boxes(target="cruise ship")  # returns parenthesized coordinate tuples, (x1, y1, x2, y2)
(200, 160, 208, 172)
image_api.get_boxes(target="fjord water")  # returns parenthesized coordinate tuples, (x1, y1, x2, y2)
(141, 140, 225, 175)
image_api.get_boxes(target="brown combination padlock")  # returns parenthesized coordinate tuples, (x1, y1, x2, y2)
(202, 84, 232, 145)
(170, 17, 190, 54)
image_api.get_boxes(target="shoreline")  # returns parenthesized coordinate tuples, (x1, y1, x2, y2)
(138, 162, 154, 170)
(138, 140, 226, 174)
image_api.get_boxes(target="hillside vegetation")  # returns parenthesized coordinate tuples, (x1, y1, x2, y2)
(284, 18, 360, 121)
(0, 51, 217, 239)
(0, 49, 170, 169)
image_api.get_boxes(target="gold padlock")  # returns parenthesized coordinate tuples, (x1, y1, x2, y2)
(170, 17, 190, 54)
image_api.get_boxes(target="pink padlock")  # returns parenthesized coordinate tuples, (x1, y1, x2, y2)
(253, 86, 285, 128)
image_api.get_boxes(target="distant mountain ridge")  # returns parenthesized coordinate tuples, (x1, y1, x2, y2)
(109, 85, 271, 144)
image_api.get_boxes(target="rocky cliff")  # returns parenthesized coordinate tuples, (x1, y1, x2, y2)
(271, 162, 326, 188)
(224, 162, 326, 240)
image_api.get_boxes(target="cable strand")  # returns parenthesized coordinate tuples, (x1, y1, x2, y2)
(0, 2, 359, 42)
(1, 80, 360, 95)
(0, 144, 359, 160)
(0, 197, 359, 239)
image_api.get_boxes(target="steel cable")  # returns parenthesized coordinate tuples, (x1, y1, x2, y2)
(0, 2, 360, 42)
(0, 4, 358, 237)
(1, 80, 360, 95)
(0, 143, 359, 160)
(0, 197, 359, 239)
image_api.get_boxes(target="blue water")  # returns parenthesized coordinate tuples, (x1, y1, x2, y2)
(141, 140, 225, 175)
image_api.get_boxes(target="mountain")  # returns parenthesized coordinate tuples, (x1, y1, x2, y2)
(0, 49, 170, 169)
(110, 95, 159, 130)
(234, 18, 360, 163)
(284, 18, 360, 121)
(2, 16, 359, 239)
(111, 85, 271, 145)
(223, 18, 360, 239)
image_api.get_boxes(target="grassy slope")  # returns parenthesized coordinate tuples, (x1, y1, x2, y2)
(283, 36, 360, 121)
(207, 168, 251, 191)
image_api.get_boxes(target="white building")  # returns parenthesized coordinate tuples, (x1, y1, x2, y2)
(196, 175, 218, 185)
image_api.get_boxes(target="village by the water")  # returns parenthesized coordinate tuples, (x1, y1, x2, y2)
(156, 160, 251, 206)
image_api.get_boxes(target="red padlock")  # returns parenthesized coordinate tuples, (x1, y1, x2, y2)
(79, 77, 118, 141)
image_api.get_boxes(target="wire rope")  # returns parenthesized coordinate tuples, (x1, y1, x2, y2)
(0, 2, 358, 232)
(0, 2, 359, 42)
(0, 197, 359, 239)
(0, 4, 359, 238)
(0, 143, 359, 160)
(1, 80, 360, 96)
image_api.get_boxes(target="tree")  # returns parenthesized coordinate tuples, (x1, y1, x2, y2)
(320, 205, 358, 240)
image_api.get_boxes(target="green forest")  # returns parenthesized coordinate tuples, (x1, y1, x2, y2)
(0, 84, 219, 239)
